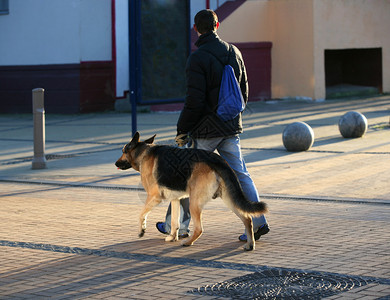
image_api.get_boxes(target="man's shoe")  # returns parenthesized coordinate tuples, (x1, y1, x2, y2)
(156, 222, 189, 239)
(179, 233, 189, 239)
(156, 222, 168, 234)
(254, 224, 270, 240)
(238, 224, 270, 242)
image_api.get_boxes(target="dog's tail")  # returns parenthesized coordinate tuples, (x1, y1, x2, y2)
(209, 156, 267, 217)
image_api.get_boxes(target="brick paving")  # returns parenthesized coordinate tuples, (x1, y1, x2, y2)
(0, 96, 389, 299)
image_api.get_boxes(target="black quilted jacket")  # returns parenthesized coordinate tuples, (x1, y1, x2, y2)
(177, 32, 249, 138)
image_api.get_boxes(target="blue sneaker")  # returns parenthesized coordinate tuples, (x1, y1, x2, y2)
(156, 222, 189, 239)
(156, 222, 168, 234)
(238, 224, 270, 242)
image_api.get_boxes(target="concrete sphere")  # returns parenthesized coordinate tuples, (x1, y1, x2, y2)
(282, 122, 314, 152)
(338, 111, 368, 138)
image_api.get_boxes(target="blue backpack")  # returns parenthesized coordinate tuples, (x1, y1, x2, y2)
(202, 45, 245, 121)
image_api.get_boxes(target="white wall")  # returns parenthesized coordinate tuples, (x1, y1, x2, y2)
(0, 0, 111, 66)
(80, 0, 112, 62)
(115, 0, 129, 98)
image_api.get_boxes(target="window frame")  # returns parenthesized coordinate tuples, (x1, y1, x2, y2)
(0, 0, 9, 15)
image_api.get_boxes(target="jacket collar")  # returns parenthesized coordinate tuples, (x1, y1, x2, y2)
(195, 31, 219, 48)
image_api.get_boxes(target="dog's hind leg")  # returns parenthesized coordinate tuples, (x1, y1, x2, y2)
(139, 194, 161, 238)
(236, 212, 255, 251)
(165, 199, 180, 242)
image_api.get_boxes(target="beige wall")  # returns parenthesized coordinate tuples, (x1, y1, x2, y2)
(218, 1, 271, 41)
(219, 0, 315, 99)
(218, 0, 390, 100)
(313, 0, 390, 99)
(269, 0, 314, 99)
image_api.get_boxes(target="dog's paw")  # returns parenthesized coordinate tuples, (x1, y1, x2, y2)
(243, 242, 254, 251)
(165, 235, 177, 242)
(181, 239, 193, 247)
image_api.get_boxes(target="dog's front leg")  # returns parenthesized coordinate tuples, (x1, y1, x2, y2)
(181, 200, 203, 247)
(139, 195, 161, 238)
(165, 199, 180, 242)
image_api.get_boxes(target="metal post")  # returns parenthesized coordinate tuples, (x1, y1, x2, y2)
(129, 0, 141, 136)
(32, 88, 47, 169)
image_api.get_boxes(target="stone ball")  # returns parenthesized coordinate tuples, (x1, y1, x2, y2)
(338, 111, 368, 138)
(282, 122, 315, 152)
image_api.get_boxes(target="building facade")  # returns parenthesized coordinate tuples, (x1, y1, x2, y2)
(0, 0, 122, 113)
(219, 0, 389, 100)
(0, 0, 388, 114)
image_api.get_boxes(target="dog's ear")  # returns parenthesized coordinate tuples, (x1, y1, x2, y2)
(129, 131, 140, 147)
(144, 134, 156, 144)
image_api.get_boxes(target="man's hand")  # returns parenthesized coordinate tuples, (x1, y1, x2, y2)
(175, 133, 189, 147)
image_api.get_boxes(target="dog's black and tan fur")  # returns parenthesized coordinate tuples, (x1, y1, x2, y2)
(115, 132, 267, 251)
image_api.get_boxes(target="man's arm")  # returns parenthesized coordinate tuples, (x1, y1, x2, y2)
(239, 55, 249, 104)
(177, 54, 207, 135)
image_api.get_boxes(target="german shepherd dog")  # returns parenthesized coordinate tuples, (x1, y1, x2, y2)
(115, 132, 267, 251)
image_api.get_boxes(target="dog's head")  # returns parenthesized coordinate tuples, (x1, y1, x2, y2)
(115, 132, 156, 171)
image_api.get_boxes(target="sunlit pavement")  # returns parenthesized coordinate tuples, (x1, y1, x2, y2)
(0, 96, 389, 299)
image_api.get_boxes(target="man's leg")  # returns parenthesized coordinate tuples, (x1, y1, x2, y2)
(159, 138, 222, 235)
(157, 136, 267, 238)
(216, 135, 267, 232)
(163, 198, 191, 235)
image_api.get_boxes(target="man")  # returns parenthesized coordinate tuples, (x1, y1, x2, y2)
(156, 9, 269, 242)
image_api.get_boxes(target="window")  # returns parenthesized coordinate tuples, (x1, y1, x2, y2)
(140, 0, 189, 103)
(0, 0, 9, 15)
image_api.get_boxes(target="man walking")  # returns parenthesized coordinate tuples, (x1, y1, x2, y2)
(156, 9, 269, 242)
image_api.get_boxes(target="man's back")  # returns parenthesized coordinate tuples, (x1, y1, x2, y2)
(177, 31, 248, 139)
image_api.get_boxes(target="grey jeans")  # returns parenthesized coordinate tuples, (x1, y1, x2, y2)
(163, 135, 267, 234)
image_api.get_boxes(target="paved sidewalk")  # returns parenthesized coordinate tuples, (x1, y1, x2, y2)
(0, 96, 389, 299)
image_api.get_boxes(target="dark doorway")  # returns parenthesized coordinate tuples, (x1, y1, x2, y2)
(325, 48, 382, 99)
